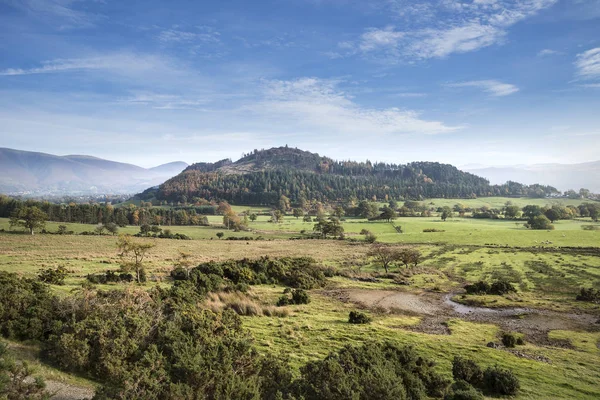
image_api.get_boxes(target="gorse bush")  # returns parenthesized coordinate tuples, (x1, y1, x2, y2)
(501, 332, 523, 348)
(348, 310, 372, 324)
(464, 279, 516, 295)
(452, 357, 483, 387)
(0, 342, 51, 400)
(38, 266, 68, 285)
(451, 357, 520, 398)
(296, 342, 449, 400)
(483, 366, 520, 396)
(277, 288, 311, 306)
(576, 287, 600, 303)
(0, 272, 56, 341)
(86, 270, 134, 284)
(183, 257, 327, 296)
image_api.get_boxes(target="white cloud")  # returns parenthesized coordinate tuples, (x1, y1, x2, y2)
(359, 27, 405, 51)
(0, 52, 185, 78)
(445, 80, 519, 96)
(575, 47, 600, 80)
(5, 0, 99, 29)
(158, 29, 220, 44)
(250, 78, 460, 135)
(537, 49, 562, 56)
(343, 0, 557, 62)
(119, 92, 210, 110)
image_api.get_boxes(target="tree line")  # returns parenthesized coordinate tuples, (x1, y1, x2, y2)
(0, 195, 216, 227)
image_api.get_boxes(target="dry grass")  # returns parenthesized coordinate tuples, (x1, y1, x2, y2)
(205, 291, 290, 317)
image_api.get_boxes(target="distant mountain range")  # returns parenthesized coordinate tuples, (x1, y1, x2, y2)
(0, 148, 188, 195)
(464, 161, 600, 193)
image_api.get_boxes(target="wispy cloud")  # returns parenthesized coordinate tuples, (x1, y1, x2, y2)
(537, 48, 562, 56)
(158, 28, 221, 44)
(445, 80, 520, 96)
(119, 92, 210, 110)
(4, 0, 100, 29)
(249, 78, 460, 135)
(0, 52, 185, 78)
(575, 47, 600, 80)
(339, 0, 557, 62)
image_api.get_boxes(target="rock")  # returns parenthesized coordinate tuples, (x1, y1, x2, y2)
(486, 342, 497, 348)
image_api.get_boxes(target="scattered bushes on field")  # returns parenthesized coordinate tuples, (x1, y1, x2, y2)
(0, 272, 526, 400)
(464, 279, 516, 295)
(576, 287, 600, 303)
(38, 266, 68, 285)
(581, 225, 600, 231)
(348, 310, 372, 324)
(86, 270, 134, 284)
(226, 236, 264, 241)
(277, 288, 310, 306)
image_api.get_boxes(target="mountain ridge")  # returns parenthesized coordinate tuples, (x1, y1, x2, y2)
(0, 147, 188, 195)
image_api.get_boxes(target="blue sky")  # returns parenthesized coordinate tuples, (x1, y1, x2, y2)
(0, 0, 599, 167)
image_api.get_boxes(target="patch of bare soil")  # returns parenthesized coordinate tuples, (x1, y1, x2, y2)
(324, 288, 600, 346)
(45, 380, 95, 400)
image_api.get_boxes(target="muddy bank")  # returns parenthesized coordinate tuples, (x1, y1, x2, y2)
(325, 288, 600, 345)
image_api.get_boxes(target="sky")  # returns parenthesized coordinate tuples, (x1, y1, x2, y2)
(0, 0, 599, 168)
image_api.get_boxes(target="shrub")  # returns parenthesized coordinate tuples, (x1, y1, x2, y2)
(465, 280, 515, 295)
(0, 272, 56, 341)
(483, 366, 520, 396)
(38, 266, 67, 285)
(86, 271, 133, 284)
(277, 289, 310, 306)
(452, 356, 483, 386)
(581, 225, 600, 231)
(464, 281, 491, 295)
(291, 289, 310, 305)
(490, 280, 516, 295)
(348, 310, 371, 324)
(501, 332, 517, 348)
(528, 215, 554, 230)
(445, 381, 484, 400)
(0, 342, 51, 399)
(576, 287, 600, 303)
(423, 228, 446, 233)
(296, 342, 449, 399)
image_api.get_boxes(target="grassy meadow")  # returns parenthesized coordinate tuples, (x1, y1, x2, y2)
(1, 196, 599, 398)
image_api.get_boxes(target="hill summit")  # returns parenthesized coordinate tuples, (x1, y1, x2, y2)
(139, 146, 558, 205)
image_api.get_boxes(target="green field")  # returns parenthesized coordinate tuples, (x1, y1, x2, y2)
(1, 196, 599, 399)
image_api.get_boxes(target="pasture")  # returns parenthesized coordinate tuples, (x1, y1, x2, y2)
(0, 196, 599, 399)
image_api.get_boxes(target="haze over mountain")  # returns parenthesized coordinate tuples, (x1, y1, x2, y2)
(464, 161, 600, 193)
(0, 148, 188, 195)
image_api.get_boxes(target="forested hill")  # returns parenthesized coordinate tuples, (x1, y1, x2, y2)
(139, 146, 558, 205)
